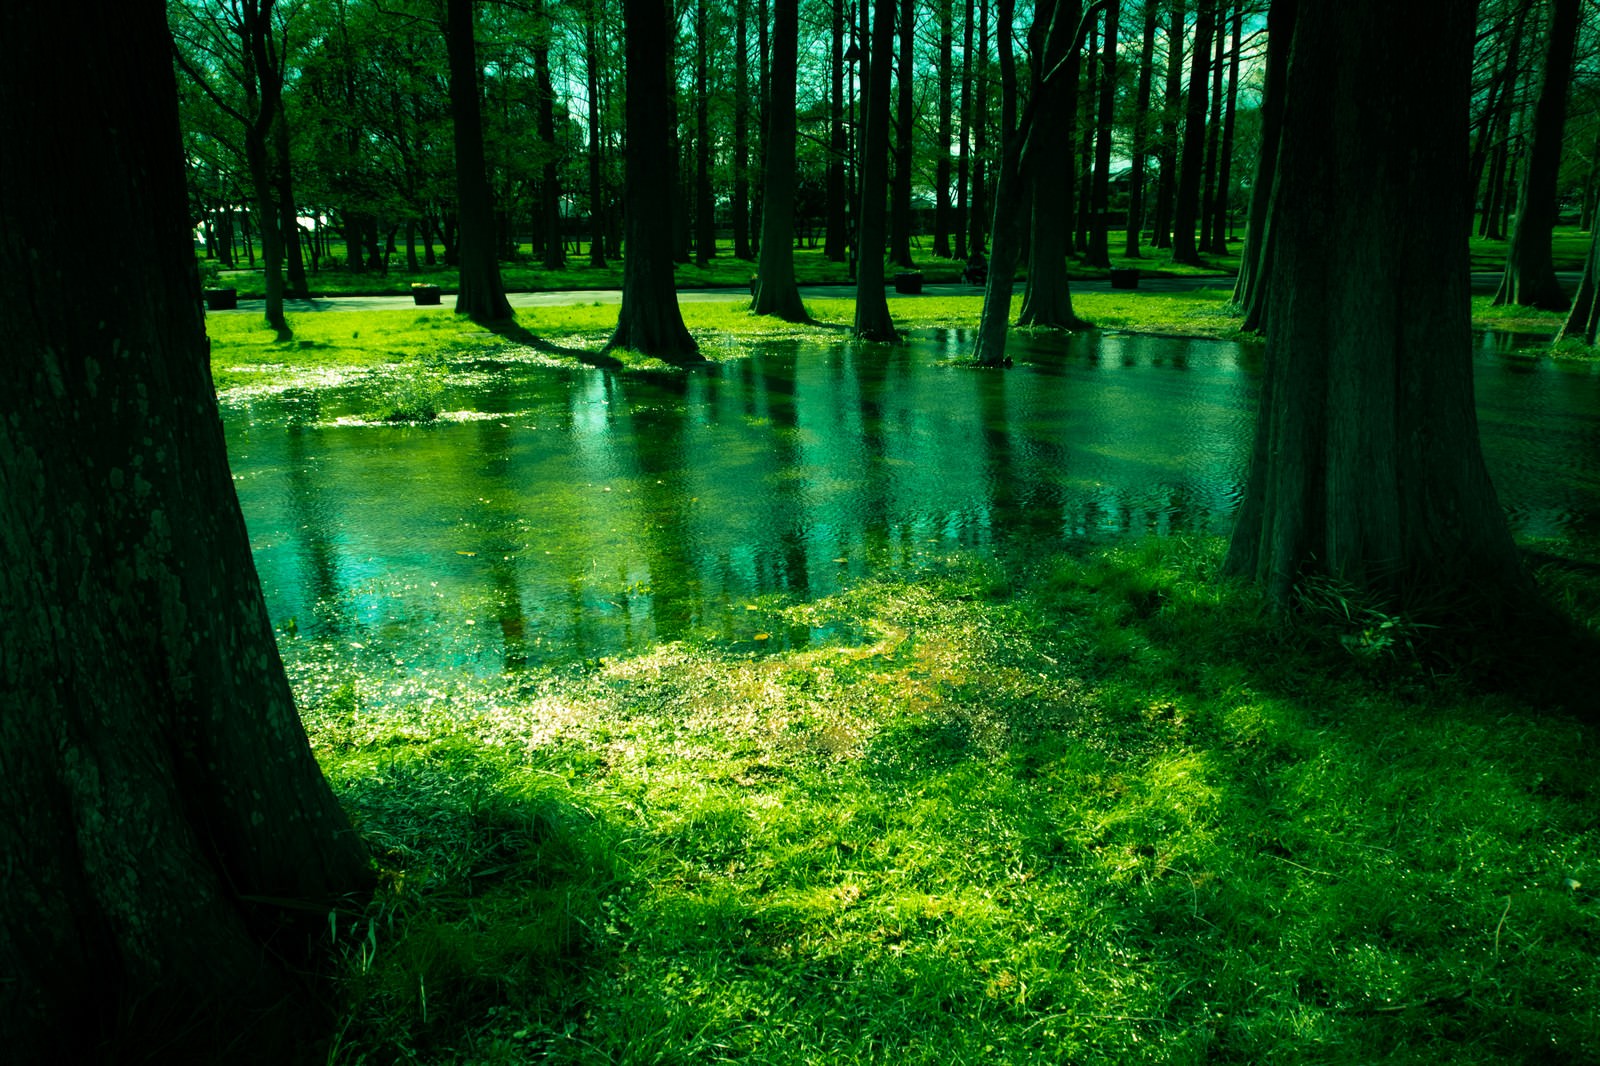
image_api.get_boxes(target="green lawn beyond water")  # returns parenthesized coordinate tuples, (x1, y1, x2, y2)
(305, 540, 1600, 1065)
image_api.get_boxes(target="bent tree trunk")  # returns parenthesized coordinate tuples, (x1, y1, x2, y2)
(1493, 0, 1580, 311)
(610, 0, 699, 360)
(753, 0, 808, 320)
(1, 2, 372, 1060)
(446, 0, 513, 322)
(1225, 0, 1530, 616)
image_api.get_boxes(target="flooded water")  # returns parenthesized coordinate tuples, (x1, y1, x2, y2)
(221, 330, 1600, 681)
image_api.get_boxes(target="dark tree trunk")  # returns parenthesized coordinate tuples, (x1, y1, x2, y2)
(1125, 0, 1157, 258)
(1085, 0, 1118, 268)
(970, 0, 989, 257)
(1, 3, 372, 1060)
(1231, 0, 1294, 331)
(1493, 0, 1580, 310)
(746, 0, 763, 260)
(1211, 0, 1240, 249)
(612, 0, 700, 361)
(1020, 0, 1089, 328)
(854, 0, 899, 339)
(1198, 3, 1224, 254)
(755, 0, 769, 253)
(669, 17, 690, 263)
(1556, 221, 1600, 345)
(955, 0, 974, 260)
(1170, 0, 1212, 264)
(536, 0, 565, 270)
(695, 0, 716, 267)
(1225, 0, 1530, 618)
(446, 0, 512, 321)
(586, 0, 608, 268)
(753, 0, 807, 320)
(274, 114, 309, 298)
(889, 0, 916, 266)
(1480, 2, 1530, 238)
(1151, 0, 1183, 249)
(241, 0, 289, 338)
(1076, 20, 1097, 253)
(825, 0, 851, 259)
(934, 0, 954, 258)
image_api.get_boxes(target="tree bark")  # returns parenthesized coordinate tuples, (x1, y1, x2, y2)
(1019, 0, 1090, 328)
(970, 0, 989, 257)
(1170, 0, 1211, 265)
(889, 0, 916, 266)
(586, 0, 608, 268)
(1224, 0, 1530, 618)
(1085, 0, 1119, 268)
(1493, 0, 1580, 310)
(242, 0, 291, 338)
(1231, 0, 1294, 331)
(1556, 221, 1599, 345)
(1211, 0, 1241, 250)
(1, 2, 372, 1059)
(854, 0, 899, 339)
(753, 0, 808, 320)
(535, 0, 566, 270)
(695, 0, 716, 267)
(1198, 2, 1225, 254)
(1124, 0, 1157, 258)
(446, 0, 512, 321)
(934, 0, 955, 258)
(611, 0, 700, 360)
(824, 0, 845, 259)
(1150, 0, 1183, 249)
(955, 0, 974, 260)
(737, 0, 756, 259)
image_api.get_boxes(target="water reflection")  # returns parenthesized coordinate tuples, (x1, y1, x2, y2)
(221, 331, 1600, 681)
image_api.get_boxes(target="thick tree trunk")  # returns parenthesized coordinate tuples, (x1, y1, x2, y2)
(1, 2, 372, 1059)
(854, 0, 899, 339)
(1493, 0, 1580, 310)
(1170, 0, 1211, 264)
(1225, 0, 1530, 617)
(934, 0, 954, 259)
(1020, 0, 1089, 328)
(586, 0, 608, 268)
(1556, 222, 1600, 345)
(1231, 0, 1294, 331)
(1150, 0, 1183, 249)
(446, 0, 512, 322)
(889, 0, 916, 266)
(1085, 0, 1118, 268)
(1124, 0, 1157, 258)
(611, 0, 700, 360)
(753, 0, 807, 320)
(536, 0, 566, 270)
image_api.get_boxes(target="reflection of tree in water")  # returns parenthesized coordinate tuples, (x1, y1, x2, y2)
(471, 418, 529, 671)
(282, 421, 345, 635)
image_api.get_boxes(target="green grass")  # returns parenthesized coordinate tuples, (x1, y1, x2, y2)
(305, 538, 1600, 1064)
(1469, 225, 1592, 273)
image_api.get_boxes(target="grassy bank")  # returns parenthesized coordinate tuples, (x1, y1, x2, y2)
(303, 538, 1599, 1064)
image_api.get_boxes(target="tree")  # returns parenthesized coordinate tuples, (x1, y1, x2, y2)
(534, 0, 566, 270)
(610, 0, 700, 359)
(854, 0, 900, 339)
(1124, 0, 1158, 258)
(1149, 0, 1184, 249)
(1, 1, 372, 1059)
(1170, 0, 1213, 265)
(933, 0, 956, 258)
(1231, 0, 1293, 331)
(888, 0, 916, 266)
(1493, 0, 1582, 310)
(585, 0, 609, 267)
(1224, 0, 1531, 616)
(1084, 0, 1119, 268)
(446, 0, 513, 321)
(1556, 222, 1600, 345)
(740, 0, 759, 260)
(752, 0, 808, 320)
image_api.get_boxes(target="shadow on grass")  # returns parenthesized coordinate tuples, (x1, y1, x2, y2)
(483, 317, 626, 371)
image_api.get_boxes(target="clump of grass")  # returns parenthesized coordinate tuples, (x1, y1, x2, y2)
(306, 538, 1600, 1064)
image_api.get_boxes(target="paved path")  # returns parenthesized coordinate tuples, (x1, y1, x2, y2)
(213, 272, 1578, 315)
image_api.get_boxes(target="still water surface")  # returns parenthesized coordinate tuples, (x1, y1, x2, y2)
(221, 331, 1600, 679)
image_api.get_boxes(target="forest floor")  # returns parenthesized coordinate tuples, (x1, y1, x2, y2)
(208, 285, 1600, 1063)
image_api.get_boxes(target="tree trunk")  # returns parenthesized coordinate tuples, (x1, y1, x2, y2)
(854, 0, 899, 339)
(1231, 0, 1294, 331)
(1198, 3, 1225, 254)
(241, 0, 289, 338)
(1150, 0, 1183, 249)
(955, 0, 974, 260)
(274, 115, 309, 298)
(773, 0, 792, 260)
(970, 0, 989, 257)
(611, 0, 700, 360)
(586, 0, 608, 268)
(1556, 222, 1599, 345)
(753, 0, 807, 320)
(1124, 0, 1157, 258)
(1170, 0, 1212, 264)
(695, 0, 716, 267)
(446, 0, 512, 321)
(536, 0, 566, 270)
(934, 0, 954, 259)
(1019, 0, 1090, 328)
(1224, 0, 1530, 619)
(889, 0, 916, 266)
(1085, 0, 1118, 268)
(1480, 1, 1530, 238)
(1493, 0, 1580, 310)
(1, 3, 372, 1059)
(1075, 20, 1097, 253)
(1212, 0, 1240, 249)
